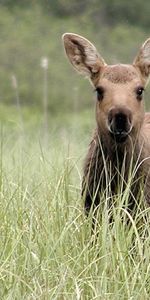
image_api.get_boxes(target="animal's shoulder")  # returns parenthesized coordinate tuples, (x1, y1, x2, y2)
(141, 113, 150, 151)
(144, 112, 150, 124)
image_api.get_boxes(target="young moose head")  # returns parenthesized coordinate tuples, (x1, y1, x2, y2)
(62, 33, 150, 144)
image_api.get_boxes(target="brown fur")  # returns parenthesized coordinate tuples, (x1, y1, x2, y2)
(102, 65, 138, 84)
(62, 33, 150, 216)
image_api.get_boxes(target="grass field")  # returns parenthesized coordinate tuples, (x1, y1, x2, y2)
(0, 106, 150, 299)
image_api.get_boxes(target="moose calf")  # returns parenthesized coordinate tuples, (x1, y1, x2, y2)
(62, 33, 150, 217)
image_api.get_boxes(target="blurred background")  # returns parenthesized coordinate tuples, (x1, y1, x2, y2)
(0, 0, 149, 147)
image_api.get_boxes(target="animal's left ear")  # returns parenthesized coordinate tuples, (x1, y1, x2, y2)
(133, 38, 150, 84)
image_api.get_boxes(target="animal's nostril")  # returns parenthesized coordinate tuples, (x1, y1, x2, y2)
(108, 114, 113, 124)
(115, 113, 127, 131)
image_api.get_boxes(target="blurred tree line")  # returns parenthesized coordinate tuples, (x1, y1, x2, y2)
(0, 0, 149, 113)
(1, 0, 150, 29)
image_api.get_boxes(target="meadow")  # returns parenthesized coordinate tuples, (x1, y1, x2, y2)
(0, 2, 150, 299)
(0, 104, 150, 300)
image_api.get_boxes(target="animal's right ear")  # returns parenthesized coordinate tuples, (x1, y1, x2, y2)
(62, 33, 106, 78)
(133, 38, 150, 84)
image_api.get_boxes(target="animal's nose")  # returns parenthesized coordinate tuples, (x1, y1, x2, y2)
(108, 108, 132, 141)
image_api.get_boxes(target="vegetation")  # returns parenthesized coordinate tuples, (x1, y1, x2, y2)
(0, 112, 150, 299)
(0, 1, 150, 298)
(0, 2, 149, 112)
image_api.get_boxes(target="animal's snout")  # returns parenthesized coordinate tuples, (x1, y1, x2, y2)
(108, 107, 132, 142)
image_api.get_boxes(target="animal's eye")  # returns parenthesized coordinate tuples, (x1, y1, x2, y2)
(136, 86, 144, 100)
(95, 86, 104, 101)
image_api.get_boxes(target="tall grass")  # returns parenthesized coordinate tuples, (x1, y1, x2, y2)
(0, 111, 150, 299)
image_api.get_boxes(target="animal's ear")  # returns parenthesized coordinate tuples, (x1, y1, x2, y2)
(133, 38, 150, 84)
(62, 33, 106, 78)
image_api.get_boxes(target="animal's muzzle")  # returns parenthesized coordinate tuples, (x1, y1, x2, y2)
(108, 108, 132, 143)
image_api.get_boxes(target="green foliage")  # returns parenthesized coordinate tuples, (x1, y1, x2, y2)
(1, 0, 150, 29)
(0, 3, 149, 114)
(44, 0, 89, 16)
(91, 0, 150, 28)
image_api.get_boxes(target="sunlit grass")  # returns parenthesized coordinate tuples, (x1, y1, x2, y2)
(0, 110, 150, 299)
